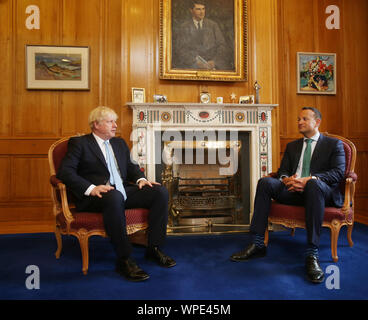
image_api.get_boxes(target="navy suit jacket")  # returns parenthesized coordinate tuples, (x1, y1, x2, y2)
(57, 134, 145, 202)
(277, 133, 346, 207)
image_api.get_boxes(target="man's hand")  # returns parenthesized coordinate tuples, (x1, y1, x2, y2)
(138, 180, 161, 189)
(195, 59, 215, 70)
(282, 175, 312, 192)
(207, 60, 216, 70)
(281, 174, 296, 187)
(291, 177, 312, 192)
(90, 185, 114, 198)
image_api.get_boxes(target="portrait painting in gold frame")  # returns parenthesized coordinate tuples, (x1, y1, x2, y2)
(159, 0, 248, 82)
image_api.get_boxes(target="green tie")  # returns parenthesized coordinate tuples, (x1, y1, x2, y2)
(301, 139, 312, 177)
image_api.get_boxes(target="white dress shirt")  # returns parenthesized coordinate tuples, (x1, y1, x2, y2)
(193, 18, 203, 29)
(84, 133, 146, 196)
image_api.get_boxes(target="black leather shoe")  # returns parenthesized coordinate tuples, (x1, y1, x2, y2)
(230, 243, 267, 262)
(116, 257, 149, 282)
(305, 255, 325, 284)
(145, 247, 176, 268)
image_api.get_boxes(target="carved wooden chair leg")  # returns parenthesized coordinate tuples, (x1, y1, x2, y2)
(264, 227, 269, 246)
(78, 231, 90, 275)
(347, 223, 354, 247)
(54, 225, 63, 259)
(330, 221, 341, 263)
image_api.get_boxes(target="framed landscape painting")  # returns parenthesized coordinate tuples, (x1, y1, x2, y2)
(297, 52, 336, 95)
(26, 45, 90, 90)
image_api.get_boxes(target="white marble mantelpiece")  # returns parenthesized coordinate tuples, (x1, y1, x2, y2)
(127, 102, 277, 211)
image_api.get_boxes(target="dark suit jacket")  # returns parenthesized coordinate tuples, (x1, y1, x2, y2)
(277, 133, 346, 207)
(172, 18, 231, 70)
(57, 134, 145, 202)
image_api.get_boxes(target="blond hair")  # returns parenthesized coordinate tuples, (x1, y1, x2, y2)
(88, 106, 118, 129)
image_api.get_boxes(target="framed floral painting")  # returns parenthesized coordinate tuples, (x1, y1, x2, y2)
(297, 52, 336, 95)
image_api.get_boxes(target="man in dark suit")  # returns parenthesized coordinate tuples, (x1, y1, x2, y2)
(230, 107, 345, 283)
(57, 106, 176, 282)
(172, 1, 232, 70)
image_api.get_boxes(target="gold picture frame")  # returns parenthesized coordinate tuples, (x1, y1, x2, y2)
(25, 45, 90, 90)
(131, 87, 146, 103)
(239, 95, 254, 104)
(159, 0, 248, 82)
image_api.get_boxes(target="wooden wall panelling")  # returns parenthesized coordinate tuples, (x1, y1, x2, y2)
(13, 156, 50, 200)
(343, 0, 368, 139)
(0, 0, 12, 137)
(355, 149, 368, 224)
(14, 0, 60, 137)
(60, 0, 102, 136)
(313, 0, 344, 136)
(121, 0, 154, 142)
(249, 0, 280, 169)
(0, 157, 11, 202)
(103, 0, 122, 122)
(342, 0, 368, 223)
(278, 0, 317, 140)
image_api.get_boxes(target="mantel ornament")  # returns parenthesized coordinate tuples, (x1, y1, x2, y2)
(253, 81, 261, 104)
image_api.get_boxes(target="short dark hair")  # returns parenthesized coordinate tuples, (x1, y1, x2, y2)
(302, 107, 322, 120)
(190, 1, 206, 9)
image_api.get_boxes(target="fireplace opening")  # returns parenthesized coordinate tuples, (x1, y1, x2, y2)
(155, 130, 250, 234)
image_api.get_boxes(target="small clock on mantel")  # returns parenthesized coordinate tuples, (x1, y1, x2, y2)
(200, 92, 211, 104)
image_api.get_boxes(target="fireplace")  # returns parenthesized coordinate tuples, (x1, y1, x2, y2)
(127, 102, 277, 234)
(159, 131, 250, 233)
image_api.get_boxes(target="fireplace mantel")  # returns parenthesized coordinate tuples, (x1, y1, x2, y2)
(127, 102, 277, 225)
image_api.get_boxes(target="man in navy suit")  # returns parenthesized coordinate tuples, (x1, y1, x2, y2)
(230, 107, 345, 283)
(57, 106, 176, 282)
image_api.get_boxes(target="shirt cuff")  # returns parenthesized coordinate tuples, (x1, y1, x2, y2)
(279, 175, 288, 181)
(85, 184, 96, 196)
(136, 178, 147, 185)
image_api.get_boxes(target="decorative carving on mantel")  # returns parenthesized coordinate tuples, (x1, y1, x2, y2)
(127, 102, 277, 183)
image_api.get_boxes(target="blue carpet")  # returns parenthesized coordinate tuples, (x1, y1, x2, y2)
(0, 223, 367, 300)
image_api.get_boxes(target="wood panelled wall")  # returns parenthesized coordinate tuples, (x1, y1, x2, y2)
(0, 0, 366, 233)
(277, 0, 368, 224)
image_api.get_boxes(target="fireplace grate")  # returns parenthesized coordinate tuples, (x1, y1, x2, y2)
(171, 176, 237, 212)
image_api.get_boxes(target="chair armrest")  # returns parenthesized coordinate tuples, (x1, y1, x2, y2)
(49, 175, 75, 229)
(50, 175, 62, 187)
(341, 176, 356, 222)
(268, 172, 278, 178)
(57, 182, 75, 228)
(346, 171, 357, 182)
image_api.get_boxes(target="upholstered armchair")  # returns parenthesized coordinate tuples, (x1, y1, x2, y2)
(264, 133, 357, 262)
(48, 136, 149, 275)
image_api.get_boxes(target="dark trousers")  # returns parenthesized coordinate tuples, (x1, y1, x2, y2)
(250, 177, 335, 247)
(76, 185, 169, 259)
